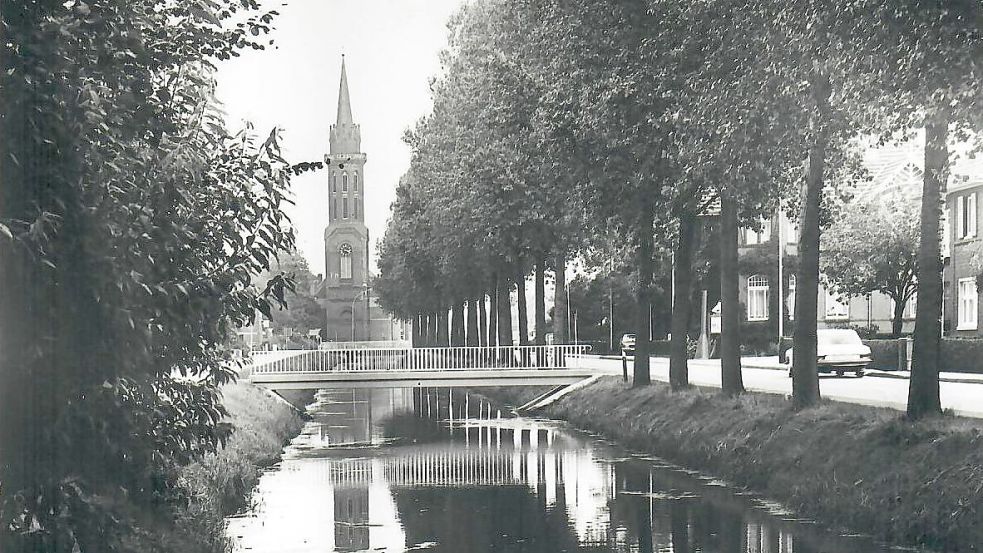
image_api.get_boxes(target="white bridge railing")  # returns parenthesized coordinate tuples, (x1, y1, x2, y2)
(249, 344, 592, 375)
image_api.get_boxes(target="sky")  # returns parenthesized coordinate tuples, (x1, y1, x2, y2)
(215, 0, 467, 276)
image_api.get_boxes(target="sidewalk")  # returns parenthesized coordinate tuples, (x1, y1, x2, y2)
(598, 354, 983, 385)
(721, 355, 983, 385)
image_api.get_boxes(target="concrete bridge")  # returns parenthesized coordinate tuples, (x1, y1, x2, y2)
(246, 344, 597, 389)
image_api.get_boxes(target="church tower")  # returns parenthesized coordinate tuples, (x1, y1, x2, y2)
(323, 56, 371, 341)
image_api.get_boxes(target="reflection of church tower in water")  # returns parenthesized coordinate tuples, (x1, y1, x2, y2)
(323, 56, 371, 341)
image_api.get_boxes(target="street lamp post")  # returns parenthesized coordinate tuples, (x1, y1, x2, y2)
(351, 286, 369, 342)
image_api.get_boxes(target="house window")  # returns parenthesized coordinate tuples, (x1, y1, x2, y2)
(787, 275, 796, 320)
(958, 277, 977, 330)
(339, 243, 353, 280)
(825, 287, 849, 320)
(343, 198, 349, 218)
(744, 218, 771, 245)
(343, 173, 349, 193)
(905, 293, 917, 319)
(784, 218, 799, 244)
(747, 275, 769, 321)
(956, 192, 977, 239)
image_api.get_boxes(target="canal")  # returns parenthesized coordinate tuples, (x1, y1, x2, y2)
(227, 387, 919, 553)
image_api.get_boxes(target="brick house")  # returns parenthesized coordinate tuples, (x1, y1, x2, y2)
(944, 175, 983, 336)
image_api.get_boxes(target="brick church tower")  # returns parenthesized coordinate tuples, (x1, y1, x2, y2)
(322, 56, 371, 341)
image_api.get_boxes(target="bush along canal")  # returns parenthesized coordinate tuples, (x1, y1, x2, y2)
(224, 386, 939, 553)
(172, 383, 308, 553)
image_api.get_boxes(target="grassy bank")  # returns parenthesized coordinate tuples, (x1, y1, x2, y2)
(477, 377, 983, 552)
(166, 382, 308, 552)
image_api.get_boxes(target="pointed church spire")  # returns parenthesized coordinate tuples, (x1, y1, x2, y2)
(336, 55, 354, 126)
(329, 55, 361, 154)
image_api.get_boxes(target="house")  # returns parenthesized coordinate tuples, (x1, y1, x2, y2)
(736, 144, 924, 346)
(944, 169, 983, 336)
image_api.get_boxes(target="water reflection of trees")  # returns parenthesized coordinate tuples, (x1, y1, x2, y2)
(247, 387, 892, 553)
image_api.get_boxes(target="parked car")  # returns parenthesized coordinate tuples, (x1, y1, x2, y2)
(620, 333, 636, 355)
(786, 329, 871, 377)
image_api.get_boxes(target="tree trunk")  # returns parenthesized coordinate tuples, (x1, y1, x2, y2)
(412, 313, 423, 347)
(437, 308, 449, 347)
(497, 275, 514, 347)
(516, 265, 529, 345)
(719, 192, 744, 395)
(892, 296, 906, 338)
(791, 70, 829, 409)
(451, 301, 465, 346)
(553, 250, 568, 343)
(425, 312, 435, 347)
(489, 277, 499, 347)
(535, 255, 546, 345)
(478, 292, 489, 347)
(467, 297, 479, 346)
(908, 110, 947, 419)
(634, 214, 654, 386)
(670, 211, 698, 390)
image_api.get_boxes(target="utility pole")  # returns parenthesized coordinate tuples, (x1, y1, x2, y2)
(778, 209, 784, 345)
(608, 258, 615, 352)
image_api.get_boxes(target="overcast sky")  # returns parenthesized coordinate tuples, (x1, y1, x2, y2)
(215, 0, 466, 276)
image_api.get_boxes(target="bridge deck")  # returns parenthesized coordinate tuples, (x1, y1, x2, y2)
(250, 367, 598, 389)
(246, 345, 597, 389)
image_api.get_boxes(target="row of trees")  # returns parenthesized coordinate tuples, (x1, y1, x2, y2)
(0, 1, 319, 551)
(375, 0, 983, 419)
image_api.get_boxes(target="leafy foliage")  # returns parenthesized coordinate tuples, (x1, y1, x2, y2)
(822, 193, 920, 336)
(0, 0, 316, 550)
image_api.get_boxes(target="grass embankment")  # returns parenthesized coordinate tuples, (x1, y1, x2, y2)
(477, 378, 983, 552)
(168, 382, 308, 552)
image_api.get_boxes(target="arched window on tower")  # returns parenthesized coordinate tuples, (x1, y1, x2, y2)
(329, 196, 336, 219)
(354, 172, 359, 193)
(343, 197, 349, 218)
(343, 173, 349, 192)
(339, 243, 353, 280)
(354, 199, 358, 219)
(332, 173, 337, 193)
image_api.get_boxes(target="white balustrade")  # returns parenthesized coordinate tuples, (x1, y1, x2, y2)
(248, 344, 592, 374)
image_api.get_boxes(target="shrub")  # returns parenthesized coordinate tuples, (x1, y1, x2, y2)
(863, 339, 905, 370)
(829, 322, 880, 339)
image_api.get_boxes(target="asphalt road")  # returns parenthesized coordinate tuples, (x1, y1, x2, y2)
(578, 355, 983, 419)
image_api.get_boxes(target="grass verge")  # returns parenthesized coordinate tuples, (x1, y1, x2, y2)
(479, 377, 983, 552)
(165, 382, 308, 552)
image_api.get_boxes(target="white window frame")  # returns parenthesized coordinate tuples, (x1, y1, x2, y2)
(969, 192, 977, 238)
(957, 193, 977, 239)
(787, 275, 796, 320)
(747, 274, 769, 321)
(784, 218, 798, 244)
(744, 219, 771, 245)
(958, 277, 978, 330)
(824, 287, 849, 320)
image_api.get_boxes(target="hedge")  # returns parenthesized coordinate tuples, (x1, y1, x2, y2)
(941, 338, 983, 374)
(863, 339, 906, 371)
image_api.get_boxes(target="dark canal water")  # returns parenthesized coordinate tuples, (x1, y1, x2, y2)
(226, 387, 916, 553)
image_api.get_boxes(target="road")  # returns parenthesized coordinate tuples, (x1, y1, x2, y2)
(577, 355, 983, 419)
